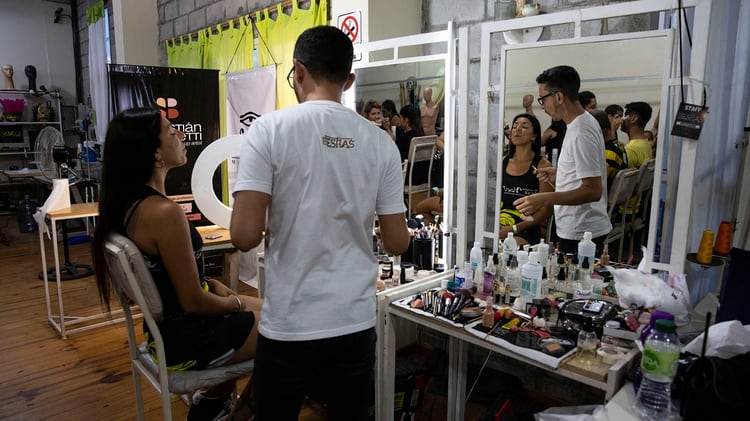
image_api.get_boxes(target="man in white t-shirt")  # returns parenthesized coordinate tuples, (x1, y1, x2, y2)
(514, 65, 611, 256)
(230, 26, 409, 421)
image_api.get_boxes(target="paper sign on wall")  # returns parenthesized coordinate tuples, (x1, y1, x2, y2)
(671, 102, 708, 140)
(337, 10, 362, 61)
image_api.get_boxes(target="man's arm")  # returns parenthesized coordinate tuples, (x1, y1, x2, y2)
(230, 190, 271, 252)
(513, 176, 602, 216)
(377, 213, 410, 256)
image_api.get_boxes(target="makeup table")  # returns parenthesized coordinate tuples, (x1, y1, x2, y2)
(374, 276, 637, 421)
(37, 201, 236, 338)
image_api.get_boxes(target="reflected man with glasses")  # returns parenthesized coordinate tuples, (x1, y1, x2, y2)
(514, 65, 611, 256)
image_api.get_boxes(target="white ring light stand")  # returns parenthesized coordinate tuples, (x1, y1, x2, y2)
(190, 134, 242, 229)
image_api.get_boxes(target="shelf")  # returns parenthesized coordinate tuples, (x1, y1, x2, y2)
(0, 121, 59, 126)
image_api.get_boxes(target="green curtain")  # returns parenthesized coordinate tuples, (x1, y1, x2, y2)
(256, 0, 328, 109)
(167, 0, 326, 109)
(166, 30, 206, 69)
(86, 0, 104, 23)
(202, 18, 255, 137)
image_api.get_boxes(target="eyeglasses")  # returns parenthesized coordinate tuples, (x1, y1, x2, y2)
(537, 90, 559, 106)
(286, 59, 306, 90)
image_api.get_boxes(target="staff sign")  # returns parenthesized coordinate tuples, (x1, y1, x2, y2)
(337, 10, 362, 61)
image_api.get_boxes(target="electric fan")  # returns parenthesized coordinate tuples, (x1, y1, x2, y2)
(34, 126, 82, 182)
(34, 126, 94, 281)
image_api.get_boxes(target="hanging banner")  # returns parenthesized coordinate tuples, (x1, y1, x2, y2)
(108, 64, 220, 224)
(225, 65, 277, 206)
(225, 65, 276, 287)
(226, 66, 277, 135)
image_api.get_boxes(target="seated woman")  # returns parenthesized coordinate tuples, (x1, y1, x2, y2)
(361, 99, 382, 125)
(380, 99, 402, 141)
(91, 108, 261, 421)
(499, 113, 554, 248)
(362, 99, 396, 142)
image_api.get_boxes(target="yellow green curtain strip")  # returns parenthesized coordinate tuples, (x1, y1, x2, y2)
(86, 0, 105, 24)
(256, 0, 328, 109)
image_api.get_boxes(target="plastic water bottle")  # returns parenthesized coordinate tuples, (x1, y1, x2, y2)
(577, 231, 596, 269)
(505, 256, 521, 304)
(633, 319, 680, 420)
(470, 241, 483, 292)
(520, 251, 543, 302)
(536, 239, 549, 279)
(502, 233, 518, 261)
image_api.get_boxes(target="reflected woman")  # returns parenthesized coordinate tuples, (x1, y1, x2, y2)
(499, 113, 553, 247)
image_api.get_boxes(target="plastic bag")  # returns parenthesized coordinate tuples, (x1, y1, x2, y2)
(608, 254, 692, 325)
(534, 404, 603, 420)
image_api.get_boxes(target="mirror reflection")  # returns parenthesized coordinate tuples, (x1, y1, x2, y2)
(494, 35, 669, 263)
(354, 60, 446, 134)
(353, 60, 447, 218)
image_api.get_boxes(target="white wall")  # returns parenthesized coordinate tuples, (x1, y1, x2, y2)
(0, 0, 77, 104)
(112, 0, 158, 66)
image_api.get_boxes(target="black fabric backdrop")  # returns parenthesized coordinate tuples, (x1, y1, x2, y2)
(108, 64, 220, 224)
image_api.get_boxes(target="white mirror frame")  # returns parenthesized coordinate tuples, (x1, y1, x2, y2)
(345, 22, 458, 268)
(471, 0, 712, 276)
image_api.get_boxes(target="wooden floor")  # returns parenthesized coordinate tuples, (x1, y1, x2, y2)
(0, 216, 327, 420)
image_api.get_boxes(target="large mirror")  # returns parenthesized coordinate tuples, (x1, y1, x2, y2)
(352, 60, 446, 131)
(479, 31, 675, 268)
(343, 26, 456, 267)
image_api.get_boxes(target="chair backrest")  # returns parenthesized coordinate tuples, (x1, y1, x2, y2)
(104, 232, 164, 321)
(401, 159, 408, 181)
(634, 159, 656, 195)
(408, 135, 437, 165)
(607, 167, 640, 218)
(407, 135, 437, 187)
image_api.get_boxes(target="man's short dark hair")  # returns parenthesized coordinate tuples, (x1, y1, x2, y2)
(604, 104, 624, 117)
(624, 101, 653, 128)
(536, 65, 581, 101)
(293, 25, 353, 86)
(578, 90, 596, 108)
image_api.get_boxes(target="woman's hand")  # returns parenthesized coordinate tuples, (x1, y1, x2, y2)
(534, 166, 556, 186)
(207, 278, 235, 297)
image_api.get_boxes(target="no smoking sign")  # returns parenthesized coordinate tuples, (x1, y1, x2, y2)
(337, 10, 362, 61)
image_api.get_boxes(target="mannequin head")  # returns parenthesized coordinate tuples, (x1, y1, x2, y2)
(2, 65, 14, 90)
(24, 65, 37, 92)
(423, 87, 433, 103)
(522, 94, 534, 108)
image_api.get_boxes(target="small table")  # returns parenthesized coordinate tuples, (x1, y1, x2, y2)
(0, 168, 43, 182)
(39, 202, 100, 338)
(38, 201, 236, 339)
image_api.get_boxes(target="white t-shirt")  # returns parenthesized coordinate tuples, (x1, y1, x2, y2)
(554, 112, 612, 240)
(233, 100, 406, 341)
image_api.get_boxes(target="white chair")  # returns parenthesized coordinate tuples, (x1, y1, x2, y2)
(603, 167, 640, 262)
(404, 135, 437, 217)
(628, 159, 656, 258)
(104, 233, 254, 421)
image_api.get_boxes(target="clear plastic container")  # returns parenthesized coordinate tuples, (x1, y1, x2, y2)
(520, 251, 543, 302)
(577, 231, 596, 268)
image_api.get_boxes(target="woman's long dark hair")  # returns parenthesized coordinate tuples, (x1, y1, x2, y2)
(508, 113, 542, 159)
(92, 107, 162, 311)
(399, 105, 424, 136)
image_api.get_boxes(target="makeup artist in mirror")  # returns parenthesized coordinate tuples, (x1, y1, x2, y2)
(514, 65, 611, 256)
(231, 26, 409, 421)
